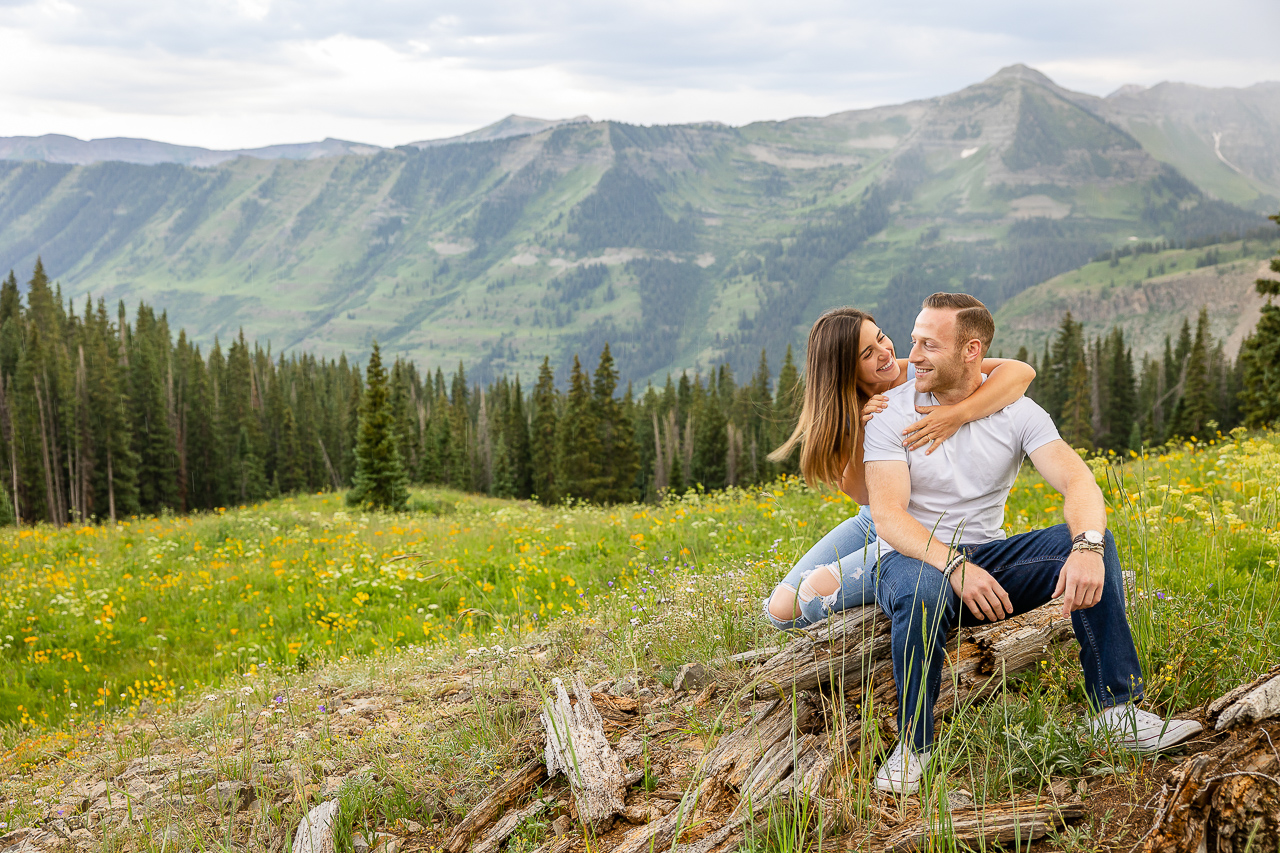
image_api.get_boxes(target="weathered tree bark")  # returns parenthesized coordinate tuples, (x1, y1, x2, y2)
(613, 601, 1074, 853)
(470, 796, 554, 853)
(1141, 725, 1280, 853)
(1142, 670, 1280, 852)
(751, 603, 1071, 729)
(292, 799, 340, 853)
(884, 802, 1086, 851)
(541, 676, 628, 829)
(1210, 666, 1280, 731)
(443, 756, 548, 853)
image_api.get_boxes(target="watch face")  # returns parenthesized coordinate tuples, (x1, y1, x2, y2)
(1084, 530, 1104, 545)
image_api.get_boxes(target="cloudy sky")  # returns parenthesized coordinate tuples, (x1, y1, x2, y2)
(2, 0, 1279, 150)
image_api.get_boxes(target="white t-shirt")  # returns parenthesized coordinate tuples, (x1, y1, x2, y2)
(862, 377, 1060, 551)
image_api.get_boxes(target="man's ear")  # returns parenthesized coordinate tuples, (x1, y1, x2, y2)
(962, 339, 983, 364)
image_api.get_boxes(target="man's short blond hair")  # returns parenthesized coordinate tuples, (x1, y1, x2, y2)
(922, 292, 994, 356)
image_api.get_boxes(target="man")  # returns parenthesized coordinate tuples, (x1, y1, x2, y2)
(862, 292, 1200, 794)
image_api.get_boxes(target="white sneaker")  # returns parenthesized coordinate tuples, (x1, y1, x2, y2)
(1090, 703, 1203, 753)
(873, 741, 931, 794)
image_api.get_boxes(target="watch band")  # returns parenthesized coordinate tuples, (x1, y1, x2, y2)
(1071, 540, 1105, 554)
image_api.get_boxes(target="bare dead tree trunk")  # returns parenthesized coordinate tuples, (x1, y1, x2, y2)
(41, 370, 68, 525)
(106, 444, 116, 523)
(170, 360, 188, 512)
(651, 412, 668, 494)
(32, 379, 63, 525)
(316, 437, 341, 492)
(0, 376, 19, 525)
(77, 346, 90, 521)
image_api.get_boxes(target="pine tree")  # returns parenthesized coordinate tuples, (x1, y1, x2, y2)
(277, 406, 306, 493)
(1061, 359, 1094, 449)
(1045, 313, 1084, 422)
(772, 345, 802, 477)
(447, 363, 470, 491)
(347, 343, 409, 511)
(554, 356, 602, 501)
(530, 358, 558, 504)
(506, 377, 533, 499)
(490, 428, 516, 498)
(1170, 308, 1216, 439)
(0, 480, 13, 527)
(1239, 240, 1280, 427)
(221, 334, 266, 505)
(389, 361, 420, 478)
(691, 394, 728, 490)
(591, 344, 638, 503)
(1100, 328, 1136, 452)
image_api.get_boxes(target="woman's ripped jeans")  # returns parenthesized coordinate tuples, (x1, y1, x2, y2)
(762, 504, 880, 630)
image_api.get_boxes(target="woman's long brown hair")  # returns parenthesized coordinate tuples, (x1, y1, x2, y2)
(768, 307, 875, 488)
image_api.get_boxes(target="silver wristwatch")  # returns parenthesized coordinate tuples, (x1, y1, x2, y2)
(1071, 529, 1105, 555)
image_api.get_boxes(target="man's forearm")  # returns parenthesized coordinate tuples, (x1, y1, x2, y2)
(1062, 470, 1107, 536)
(871, 505, 961, 571)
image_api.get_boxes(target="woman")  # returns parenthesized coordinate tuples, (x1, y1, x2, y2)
(763, 307, 1035, 630)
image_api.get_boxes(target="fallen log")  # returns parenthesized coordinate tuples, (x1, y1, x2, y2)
(1210, 666, 1280, 732)
(1141, 724, 1280, 853)
(752, 603, 1071, 710)
(442, 756, 548, 853)
(613, 601, 1073, 853)
(470, 796, 555, 853)
(884, 802, 1085, 852)
(541, 675, 629, 829)
(752, 606, 887, 698)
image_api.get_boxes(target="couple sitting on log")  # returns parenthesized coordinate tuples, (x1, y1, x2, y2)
(763, 293, 1201, 794)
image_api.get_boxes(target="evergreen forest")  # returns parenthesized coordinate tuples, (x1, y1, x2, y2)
(1, 239, 1277, 523)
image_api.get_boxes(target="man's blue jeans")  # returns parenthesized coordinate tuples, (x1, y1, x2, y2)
(875, 524, 1144, 753)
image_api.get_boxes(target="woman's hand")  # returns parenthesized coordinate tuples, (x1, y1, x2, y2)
(903, 404, 966, 453)
(861, 394, 889, 426)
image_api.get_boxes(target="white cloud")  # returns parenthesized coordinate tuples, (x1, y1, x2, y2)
(0, 0, 1277, 149)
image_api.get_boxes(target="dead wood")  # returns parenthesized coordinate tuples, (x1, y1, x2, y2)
(443, 756, 548, 853)
(470, 796, 555, 853)
(609, 602, 1073, 853)
(1210, 666, 1280, 731)
(1141, 723, 1280, 853)
(292, 800, 340, 853)
(752, 606, 887, 698)
(1207, 665, 1280, 721)
(541, 676, 629, 829)
(883, 802, 1085, 852)
(751, 602, 1070, 707)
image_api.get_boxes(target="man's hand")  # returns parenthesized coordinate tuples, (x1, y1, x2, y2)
(949, 561, 1012, 622)
(1053, 551, 1105, 617)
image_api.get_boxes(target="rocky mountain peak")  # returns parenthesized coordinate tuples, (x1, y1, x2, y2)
(986, 64, 1058, 88)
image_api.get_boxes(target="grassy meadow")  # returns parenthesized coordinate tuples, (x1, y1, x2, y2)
(1, 430, 1278, 849)
(3, 430, 1279, 729)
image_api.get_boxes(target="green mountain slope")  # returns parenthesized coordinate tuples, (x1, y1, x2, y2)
(993, 237, 1280, 360)
(0, 66, 1271, 384)
(1095, 82, 1280, 211)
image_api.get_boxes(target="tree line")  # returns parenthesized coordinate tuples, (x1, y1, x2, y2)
(2, 230, 1278, 522)
(1023, 222, 1280, 449)
(0, 259, 806, 522)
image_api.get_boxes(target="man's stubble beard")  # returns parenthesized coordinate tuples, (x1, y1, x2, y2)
(915, 351, 967, 396)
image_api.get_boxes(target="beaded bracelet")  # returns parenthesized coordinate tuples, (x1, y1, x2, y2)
(942, 552, 967, 583)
